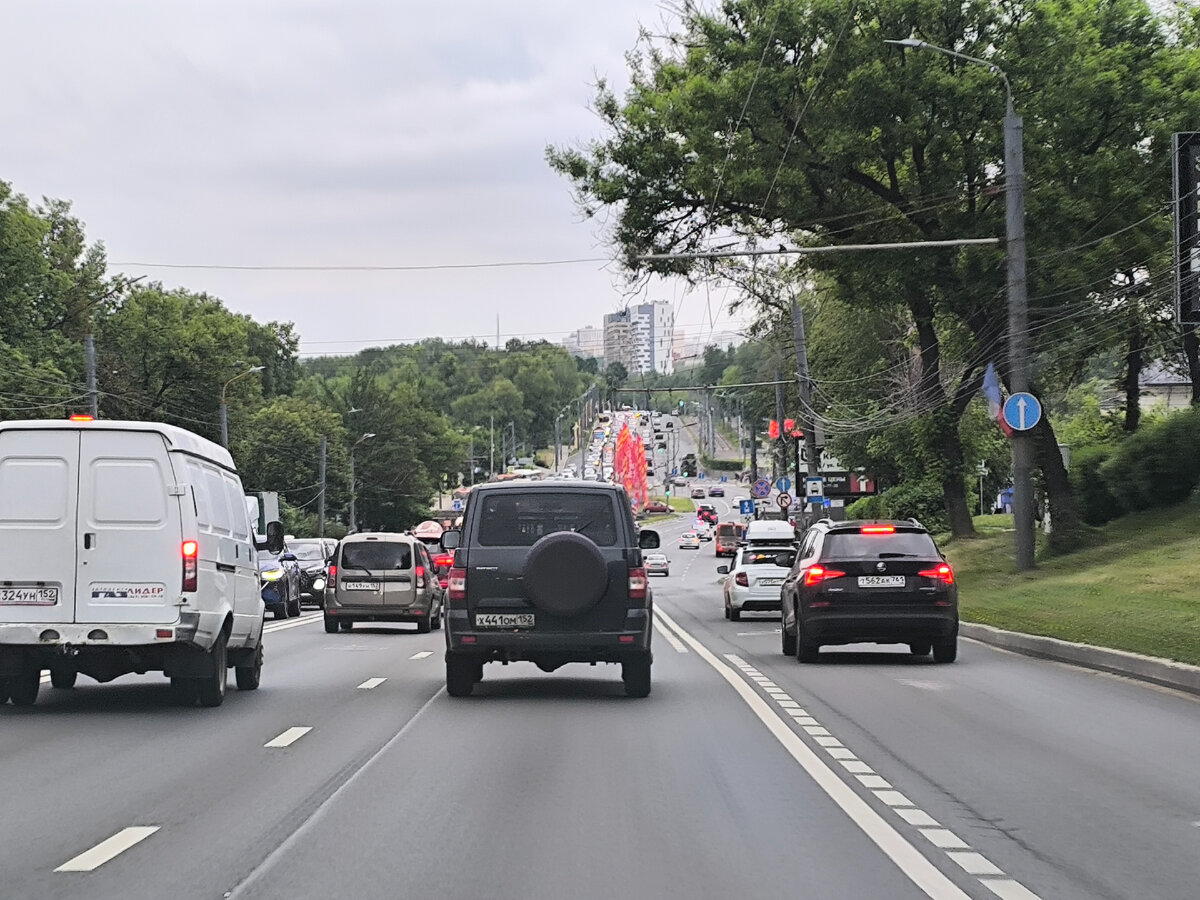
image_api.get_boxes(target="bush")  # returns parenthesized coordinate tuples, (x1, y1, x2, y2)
(1100, 406, 1200, 514)
(1069, 443, 1120, 525)
(846, 477, 948, 533)
(700, 455, 744, 472)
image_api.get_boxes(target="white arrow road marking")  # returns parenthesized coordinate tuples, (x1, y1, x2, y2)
(55, 826, 159, 872)
(265, 726, 312, 748)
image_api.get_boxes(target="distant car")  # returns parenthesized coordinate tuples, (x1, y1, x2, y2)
(643, 500, 671, 513)
(719, 545, 796, 621)
(733, 496, 749, 506)
(672, 476, 688, 486)
(645, 553, 670, 576)
(779, 520, 958, 663)
(690, 487, 706, 499)
(679, 532, 701, 549)
(259, 546, 302, 619)
(288, 538, 337, 605)
(708, 485, 725, 497)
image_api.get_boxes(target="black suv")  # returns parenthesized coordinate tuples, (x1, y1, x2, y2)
(779, 519, 958, 663)
(440, 482, 661, 697)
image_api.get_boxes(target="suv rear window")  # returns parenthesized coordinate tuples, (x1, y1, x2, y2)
(477, 492, 619, 547)
(341, 541, 412, 570)
(824, 531, 939, 559)
(741, 548, 796, 566)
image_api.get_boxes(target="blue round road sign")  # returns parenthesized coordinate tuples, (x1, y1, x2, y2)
(751, 478, 771, 499)
(775, 476, 792, 494)
(1003, 392, 1042, 432)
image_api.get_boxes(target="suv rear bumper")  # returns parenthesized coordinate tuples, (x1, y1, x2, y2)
(804, 609, 957, 644)
(446, 610, 652, 661)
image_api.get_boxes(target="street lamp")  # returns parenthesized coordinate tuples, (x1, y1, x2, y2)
(886, 37, 1034, 570)
(219, 365, 265, 448)
(348, 432, 376, 533)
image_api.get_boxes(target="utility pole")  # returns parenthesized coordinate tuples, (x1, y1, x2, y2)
(85, 333, 98, 418)
(317, 435, 327, 538)
(468, 434, 475, 486)
(774, 366, 785, 482)
(790, 298, 820, 478)
(490, 415, 495, 479)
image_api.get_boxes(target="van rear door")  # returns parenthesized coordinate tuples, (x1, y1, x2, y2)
(0, 428, 80, 624)
(75, 431, 182, 625)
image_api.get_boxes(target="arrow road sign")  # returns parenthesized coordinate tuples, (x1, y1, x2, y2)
(777, 492, 792, 508)
(775, 476, 792, 494)
(751, 478, 771, 499)
(1003, 392, 1042, 432)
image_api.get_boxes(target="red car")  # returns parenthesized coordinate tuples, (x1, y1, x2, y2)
(643, 500, 671, 513)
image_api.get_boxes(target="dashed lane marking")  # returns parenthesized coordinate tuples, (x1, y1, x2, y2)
(408, 651, 434, 660)
(264, 726, 312, 748)
(356, 678, 387, 690)
(55, 826, 159, 872)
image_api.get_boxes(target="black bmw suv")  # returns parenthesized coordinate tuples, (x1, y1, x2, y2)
(440, 482, 661, 697)
(779, 519, 958, 663)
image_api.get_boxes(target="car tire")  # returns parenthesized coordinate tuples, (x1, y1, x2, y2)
(324, 615, 339, 634)
(796, 623, 820, 663)
(472, 660, 485, 683)
(782, 623, 797, 657)
(431, 607, 442, 630)
(50, 667, 77, 689)
(195, 632, 228, 708)
(273, 607, 287, 620)
(416, 616, 432, 634)
(170, 677, 197, 706)
(9, 667, 40, 707)
(0, 677, 9, 704)
(622, 653, 652, 698)
(909, 642, 932, 656)
(446, 653, 475, 697)
(236, 642, 263, 691)
(729, 608, 741, 622)
(723, 605, 731, 620)
(522, 531, 607, 617)
(932, 637, 958, 663)
(287, 594, 302, 618)
(339, 620, 354, 632)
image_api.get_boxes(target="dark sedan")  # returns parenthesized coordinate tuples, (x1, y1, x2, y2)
(289, 538, 336, 605)
(259, 547, 302, 619)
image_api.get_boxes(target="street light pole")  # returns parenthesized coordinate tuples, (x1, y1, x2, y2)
(219, 365, 264, 449)
(348, 432, 376, 533)
(886, 38, 1035, 570)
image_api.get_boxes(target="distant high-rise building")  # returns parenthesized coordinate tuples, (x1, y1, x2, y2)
(603, 310, 634, 372)
(562, 325, 605, 359)
(604, 301, 674, 375)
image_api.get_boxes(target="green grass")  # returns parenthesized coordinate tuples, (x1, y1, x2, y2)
(641, 496, 694, 525)
(943, 498, 1200, 665)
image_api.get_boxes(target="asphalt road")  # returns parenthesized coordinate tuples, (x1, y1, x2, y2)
(2, 506, 1197, 899)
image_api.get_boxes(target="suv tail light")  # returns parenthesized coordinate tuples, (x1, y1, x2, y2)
(735, 571, 749, 587)
(628, 567, 648, 600)
(415, 564, 426, 589)
(182, 540, 199, 592)
(918, 563, 954, 584)
(860, 525, 895, 535)
(448, 567, 466, 602)
(804, 564, 845, 587)
(328, 564, 337, 588)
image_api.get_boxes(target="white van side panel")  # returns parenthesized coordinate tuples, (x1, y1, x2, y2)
(75, 431, 181, 625)
(0, 430, 80, 624)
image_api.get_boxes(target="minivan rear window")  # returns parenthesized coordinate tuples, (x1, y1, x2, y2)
(341, 541, 412, 570)
(824, 531, 939, 559)
(477, 492, 618, 547)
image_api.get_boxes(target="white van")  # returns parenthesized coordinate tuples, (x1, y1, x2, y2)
(742, 519, 798, 546)
(0, 419, 280, 707)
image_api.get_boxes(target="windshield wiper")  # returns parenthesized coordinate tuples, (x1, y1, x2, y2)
(878, 552, 920, 558)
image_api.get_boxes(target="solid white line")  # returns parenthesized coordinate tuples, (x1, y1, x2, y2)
(55, 826, 159, 872)
(357, 678, 387, 690)
(981, 880, 1043, 900)
(653, 608, 971, 900)
(264, 726, 312, 748)
(264, 615, 321, 634)
(652, 617, 688, 653)
(408, 651, 434, 660)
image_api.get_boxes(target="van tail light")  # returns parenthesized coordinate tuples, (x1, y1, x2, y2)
(628, 567, 648, 600)
(735, 572, 749, 587)
(415, 564, 426, 589)
(448, 567, 467, 602)
(182, 540, 199, 592)
(328, 564, 337, 588)
(918, 563, 955, 585)
(803, 564, 846, 587)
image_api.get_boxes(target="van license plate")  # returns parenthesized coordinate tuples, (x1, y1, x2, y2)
(343, 581, 380, 591)
(0, 587, 59, 605)
(475, 614, 535, 629)
(857, 576, 905, 588)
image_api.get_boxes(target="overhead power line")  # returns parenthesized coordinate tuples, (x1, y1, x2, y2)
(111, 257, 610, 273)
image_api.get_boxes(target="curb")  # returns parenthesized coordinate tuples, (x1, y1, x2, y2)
(960, 622, 1200, 697)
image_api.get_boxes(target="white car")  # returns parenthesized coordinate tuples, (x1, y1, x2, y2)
(645, 553, 670, 576)
(718, 545, 797, 621)
(678, 532, 701, 550)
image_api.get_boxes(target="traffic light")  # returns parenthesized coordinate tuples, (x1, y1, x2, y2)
(768, 420, 781, 440)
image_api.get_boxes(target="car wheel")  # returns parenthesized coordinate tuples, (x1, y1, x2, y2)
(416, 615, 432, 634)
(932, 637, 958, 663)
(273, 606, 287, 620)
(50, 667, 77, 689)
(781, 622, 797, 657)
(431, 607, 442, 630)
(723, 605, 731, 620)
(194, 632, 228, 708)
(796, 622, 820, 663)
(287, 594, 302, 618)
(323, 615, 339, 634)
(909, 642, 932, 656)
(729, 607, 741, 622)
(170, 677, 198, 706)
(622, 653, 652, 698)
(0, 677, 9, 704)
(472, 661, 485, 683)
(235, 641, 263, 691)
(339, 620, 354, 632)
(446, 653, 476, 697)
(9, 666, 40, 707)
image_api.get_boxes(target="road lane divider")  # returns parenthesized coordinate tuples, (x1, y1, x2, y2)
(55, 826, 159, 872)
(357, 678, 387, 690)
(652, 616, 688, 653)
(408, 651, 433, 660)
(264, 613, 322, 634)
(653, 607, 974, 900)
(264, 726, 312, 748)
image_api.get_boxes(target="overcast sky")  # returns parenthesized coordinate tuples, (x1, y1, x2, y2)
(4, 1, 748, 357)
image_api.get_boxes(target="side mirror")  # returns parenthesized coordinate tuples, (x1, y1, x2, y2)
(638, 529, 661, 550)
(265, 521, 284, 554)
(441, 530, 461, 551)
(717, 565, 729, 575)
(775, 553, 793, 568)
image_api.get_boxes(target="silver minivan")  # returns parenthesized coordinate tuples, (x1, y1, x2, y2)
(324, 532, 443, 634)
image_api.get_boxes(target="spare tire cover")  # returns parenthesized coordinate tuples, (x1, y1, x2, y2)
(522, 531, 609, 617)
